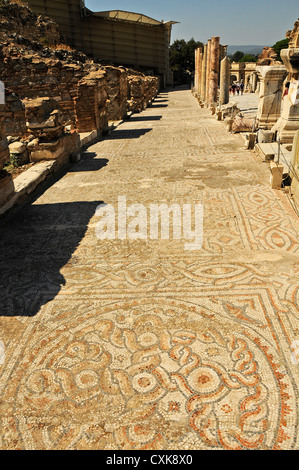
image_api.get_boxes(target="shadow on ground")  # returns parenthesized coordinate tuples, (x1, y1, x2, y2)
(128, 116, 162, 122)
(0, 88, 185, 317)
(0, 200, 102, 317)
(108, 128, 152, 139)
(150, 104, 168, 109)
(69, 153, 109, 172)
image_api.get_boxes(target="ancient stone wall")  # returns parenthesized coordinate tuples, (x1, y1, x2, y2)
(0, 49, 159, 137)
(105, 66, 128, 122)
(258, 47, 280, 66)
(75, 71, 108, 133)
(0, 48, 92, 132)
(287, 18, 299, 48)
(0, 23, 159, 138)
(127, 72, 160, 113)
(0, 1, 160, 211)
(1, 89, 26, 136)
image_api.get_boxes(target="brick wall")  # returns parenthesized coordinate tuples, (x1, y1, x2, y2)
(0, 52, 160, 137)
(75, 71, 108, 133)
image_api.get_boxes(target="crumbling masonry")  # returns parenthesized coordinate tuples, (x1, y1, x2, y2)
(0, 1, 160, 209)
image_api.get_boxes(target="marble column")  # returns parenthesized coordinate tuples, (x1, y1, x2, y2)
(194, 48, 199, 94)
(256, 65, 288, 130)
(208, 36, 220, 105)
(201, 44, 208, 103)
(205, 39, 211, 103)
(197, 48, 203, 98)
(219, 45, 228, 63)
(252, 72, 258, 93)
(220, 56, 230, 105)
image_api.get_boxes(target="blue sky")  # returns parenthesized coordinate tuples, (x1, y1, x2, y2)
(86, 0, 298, 45)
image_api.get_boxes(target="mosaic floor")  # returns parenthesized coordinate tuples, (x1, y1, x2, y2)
(0, 88, 298, 450)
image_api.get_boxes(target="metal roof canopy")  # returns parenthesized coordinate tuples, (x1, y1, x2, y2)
(91, 10, 178, 27)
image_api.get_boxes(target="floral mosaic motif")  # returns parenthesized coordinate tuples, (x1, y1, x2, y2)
(1, 303, 293, 450)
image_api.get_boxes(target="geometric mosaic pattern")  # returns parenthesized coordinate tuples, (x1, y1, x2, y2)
(0, 88, 298, 450)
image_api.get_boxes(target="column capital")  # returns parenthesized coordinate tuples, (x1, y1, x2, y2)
(256, 65, 288, 80)
(281, 48, 299, 73)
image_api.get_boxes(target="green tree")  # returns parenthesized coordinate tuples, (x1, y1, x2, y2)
(169, 38, 204, 85)
(231, 51, 244, 62)
(272, 38, 289, 62)
(239, 54, 258, 63)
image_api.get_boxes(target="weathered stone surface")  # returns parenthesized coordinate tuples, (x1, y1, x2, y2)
(74, 71, 108, 133)
(220, 56, 230, 105)
(24, 97, 64, 142)
(0, 170, 14, 207)
(270, 161, 284, 188)
(194, 47, 203, 98)
(208, 36, 220, 105)
(0, 4, 160, 139)
(9, 141, 29, 166)
(127, 73, 159, 113)
(205, 39, 211, 103)
(258, 47, 280, 66)
(29, 132, 80, 163)
(194, 48, 199, 95)
(283, 18, 299, 73)
(273, 20, 299, 143)
(1, 91, 26, 137)
(0, 1, 61, 46)
(231, 117, 257, 133)
(221, 102, 240, 119)
(257, 65, 288, 130)
(201, 44, 207, 103)
(0, 89, 299, 451)
(106, 66, 128, 122)
(256, 130, 273, 144)
(9, 142, 26, 154)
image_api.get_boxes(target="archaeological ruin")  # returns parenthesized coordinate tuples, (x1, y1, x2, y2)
(192, 19, 299, 212)
(25, 0, 176, 87)
(1, 0, 298, 236)
(0, 0, 299, 453)
(0, 0, 160, 210)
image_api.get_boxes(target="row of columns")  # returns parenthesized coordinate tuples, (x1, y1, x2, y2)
(194, 37, 230, 107)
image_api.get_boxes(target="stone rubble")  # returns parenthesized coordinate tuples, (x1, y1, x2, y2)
(0, 0, 160, 211)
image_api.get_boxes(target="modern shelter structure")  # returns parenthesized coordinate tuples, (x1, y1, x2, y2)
(25, 0, 177, 86)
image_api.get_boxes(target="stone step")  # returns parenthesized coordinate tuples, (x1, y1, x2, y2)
(255, 142, 293, 174)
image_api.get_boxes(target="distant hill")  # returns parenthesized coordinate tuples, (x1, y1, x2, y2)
(227, 45, 270, 56)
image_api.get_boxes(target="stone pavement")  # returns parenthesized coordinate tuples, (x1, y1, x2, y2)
(229, 93, 259, 117)
(0, 86, 299, 450)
